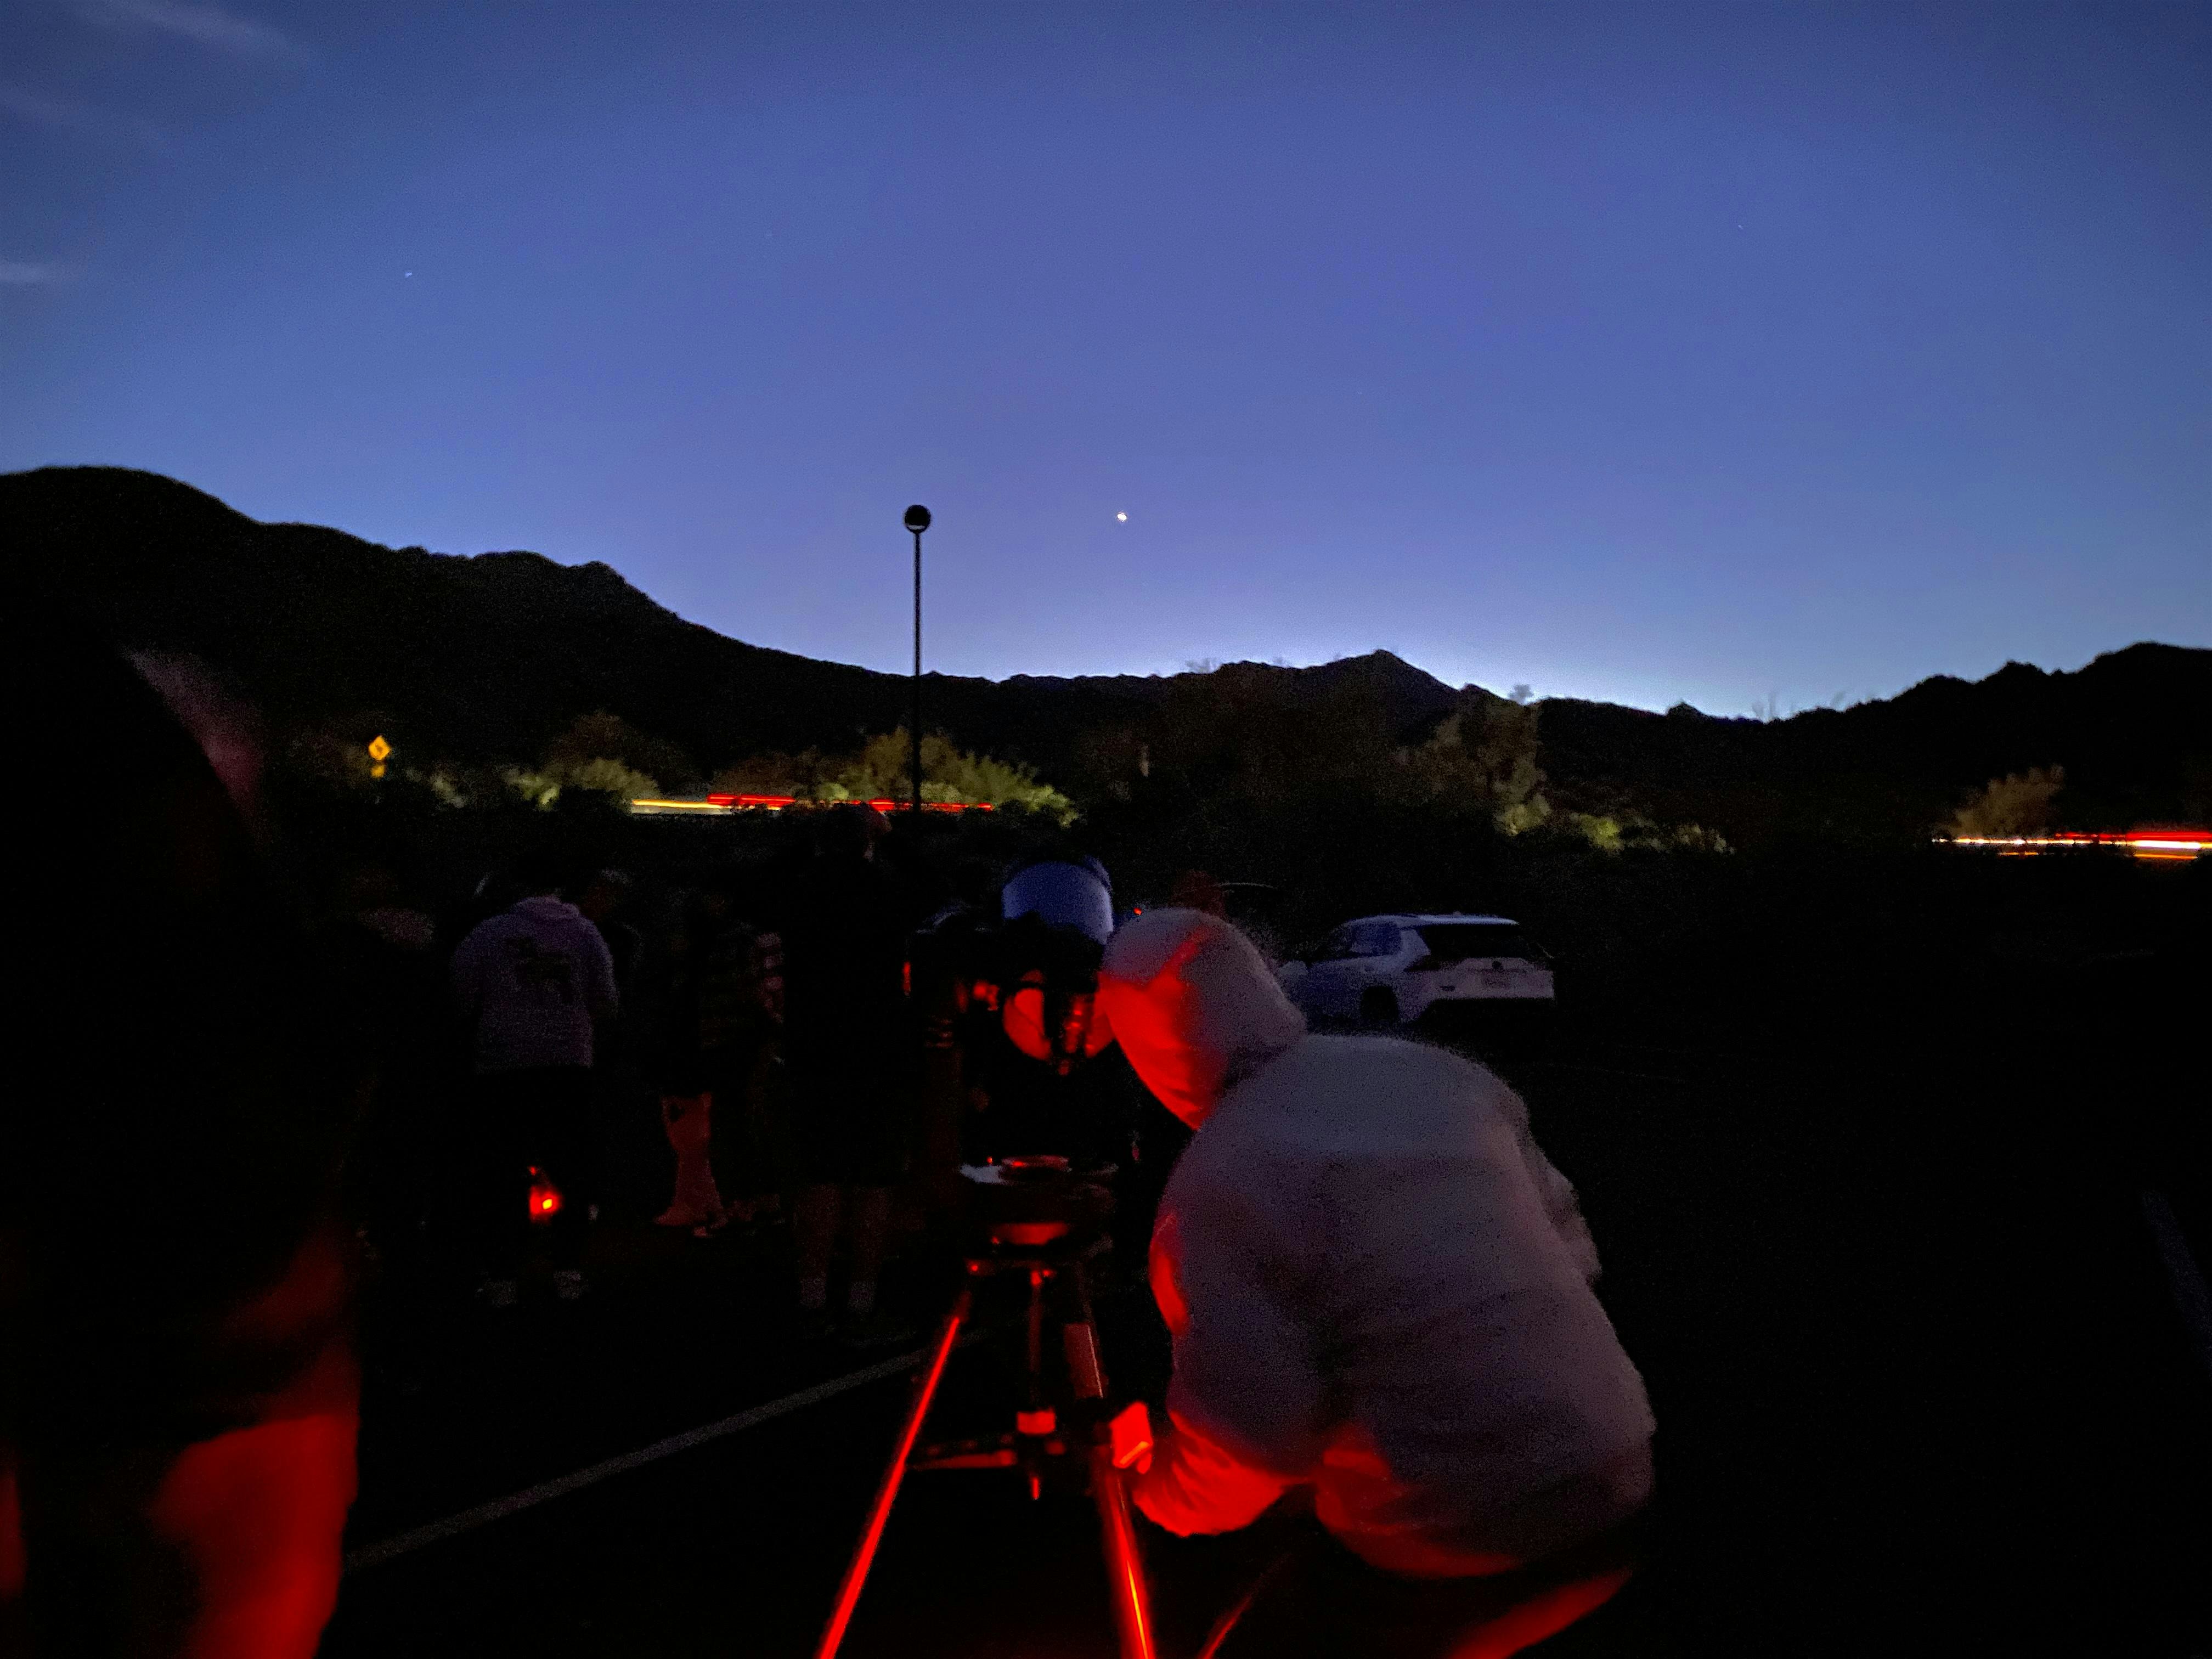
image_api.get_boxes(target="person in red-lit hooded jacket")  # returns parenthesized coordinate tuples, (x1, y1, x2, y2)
(2, 613, 359, 1659)
(1097, 909, 1655, 1659)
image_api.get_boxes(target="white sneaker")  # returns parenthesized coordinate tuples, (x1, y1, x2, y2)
(552, 1269, 589, 1302)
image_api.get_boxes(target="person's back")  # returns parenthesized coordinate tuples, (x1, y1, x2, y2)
(574, 870, 643, 992)
(451, 893, 617, 1074)
(1102, 906, 1655, 1656)
(1156, 1031, 1653, 1572)
(779, 850, 906, 1056)
(447, 882, 618, 1301)
(697, 914, 778, 1055)
(775, 811, 918, 1338)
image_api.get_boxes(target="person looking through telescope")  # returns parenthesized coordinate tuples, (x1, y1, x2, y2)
(1097, 909, 1655, 1658)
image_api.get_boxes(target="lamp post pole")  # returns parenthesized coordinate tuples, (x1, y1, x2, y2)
(904, 505, 931, 820)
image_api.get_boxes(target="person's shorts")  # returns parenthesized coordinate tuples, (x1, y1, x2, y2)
(788, 1039, 911, 1188)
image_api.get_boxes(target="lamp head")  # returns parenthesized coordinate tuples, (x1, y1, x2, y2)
(904, 504, 932, 534)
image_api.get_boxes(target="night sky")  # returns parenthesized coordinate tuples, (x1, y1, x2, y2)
(4, 2, 2206, 714)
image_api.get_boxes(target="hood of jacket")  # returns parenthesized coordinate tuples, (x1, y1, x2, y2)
(1098, 908, 1306, 1128)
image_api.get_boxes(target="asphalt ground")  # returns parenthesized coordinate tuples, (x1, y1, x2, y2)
(320, 967, 2211, 1658)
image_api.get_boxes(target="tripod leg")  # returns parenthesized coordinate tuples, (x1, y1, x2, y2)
(1019, 1266, 1053, 1499)
(1062, 1267, 1159, 1659)
(813, 1286, 970, 1659)
(1087, 1442, 1161, 1659)
(1025, 1267, 1048, 1409)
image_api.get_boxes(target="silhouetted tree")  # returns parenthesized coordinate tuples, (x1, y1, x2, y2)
(1404, 693, 1549, 832)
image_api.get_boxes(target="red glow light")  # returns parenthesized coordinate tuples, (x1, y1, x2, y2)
(528, 1166, 563, 1221)
(1110, 1402, 1154, 1470)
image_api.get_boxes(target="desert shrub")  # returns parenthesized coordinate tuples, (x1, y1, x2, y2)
(1950, 766, 2064, 837)
(545, 712, 698, 794)
(503, 755, 659, 810)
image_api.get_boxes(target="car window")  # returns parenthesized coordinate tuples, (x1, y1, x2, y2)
(1351, 921, 1403, 957)
(1414, 923, 1538, 962)
(1316, 925, 1359, 961)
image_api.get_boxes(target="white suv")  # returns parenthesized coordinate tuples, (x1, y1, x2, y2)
(1278, 913, 1555, 1027)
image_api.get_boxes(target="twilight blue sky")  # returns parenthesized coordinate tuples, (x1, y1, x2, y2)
(3, 1, 2206, 715)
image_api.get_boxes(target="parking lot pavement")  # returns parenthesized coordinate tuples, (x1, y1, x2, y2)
(342, 1218, 830, 1551)
(1516, 1025, 2211, 1658)
(324, 1005, 2211, 1658)
(325, 1260, 1178, 1659)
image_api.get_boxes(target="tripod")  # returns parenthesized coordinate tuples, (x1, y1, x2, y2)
(812, 1194, 1159, 1659)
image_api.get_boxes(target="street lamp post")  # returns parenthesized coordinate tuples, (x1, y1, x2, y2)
(904, 505, 930, 820)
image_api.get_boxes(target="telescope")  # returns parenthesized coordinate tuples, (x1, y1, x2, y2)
(938, 855, 1116, 1069)
(911, 856, 1128, 1175)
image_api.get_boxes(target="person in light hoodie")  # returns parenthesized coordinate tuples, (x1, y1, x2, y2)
(450, 855, 619, 1305)
(1097, 909, 1654, 1659)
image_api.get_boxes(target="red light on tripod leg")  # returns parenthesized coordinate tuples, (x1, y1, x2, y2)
(1110, 1402, 1154, 1471)
(527, 1166, 563, 1221)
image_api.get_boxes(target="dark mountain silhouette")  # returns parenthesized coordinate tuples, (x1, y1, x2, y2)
(6, 465, 2205, 839)
(0, 466, 1459, 770)
(1534, 642, 2211, 840)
